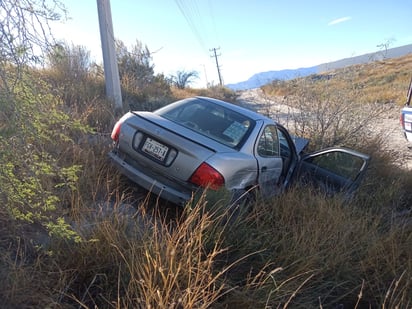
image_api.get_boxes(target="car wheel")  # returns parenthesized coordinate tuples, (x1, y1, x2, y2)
(230, 187, 256, 210)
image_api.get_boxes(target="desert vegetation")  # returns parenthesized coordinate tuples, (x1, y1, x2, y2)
(0, 1, 411, 308)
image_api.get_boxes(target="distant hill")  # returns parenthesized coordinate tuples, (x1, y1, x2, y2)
(317, 44, 412, 72)
(226, 44, 412, 91)
(226, 66, 318, 91)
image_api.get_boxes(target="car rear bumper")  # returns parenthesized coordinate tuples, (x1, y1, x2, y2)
(403, 131, 412, 143)
(108, 150, 192, 206)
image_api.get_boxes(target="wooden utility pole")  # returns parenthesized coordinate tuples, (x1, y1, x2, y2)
(210, 47, 223, 86)
(96, 0, 122, 112)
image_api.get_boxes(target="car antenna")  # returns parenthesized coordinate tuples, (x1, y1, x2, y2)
(405, 76, 412, 107)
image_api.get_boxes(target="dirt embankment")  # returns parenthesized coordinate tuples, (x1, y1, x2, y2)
(236, 88, 412, 170)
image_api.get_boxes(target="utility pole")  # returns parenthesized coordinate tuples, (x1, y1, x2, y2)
(96, 0, 122, 113)
(210, 47, 223, 86)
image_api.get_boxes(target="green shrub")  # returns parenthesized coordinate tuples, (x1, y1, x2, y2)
(0, 72, 91, 243)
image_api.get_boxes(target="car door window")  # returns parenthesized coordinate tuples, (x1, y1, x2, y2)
(255, 124, 283, 198)
(305, 151, 365, 181)
(277, 128, 291, 159)
(299, 149, 370, 196)
(276, 126, 298, 182)
(257, 125, 279, 157)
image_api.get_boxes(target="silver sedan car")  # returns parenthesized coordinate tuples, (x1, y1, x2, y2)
(109, 96, 370, 206)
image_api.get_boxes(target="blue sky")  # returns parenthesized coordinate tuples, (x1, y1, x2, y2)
(52, 0, 412, 87)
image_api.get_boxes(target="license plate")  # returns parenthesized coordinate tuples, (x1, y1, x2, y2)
(141, 137, 168, 161)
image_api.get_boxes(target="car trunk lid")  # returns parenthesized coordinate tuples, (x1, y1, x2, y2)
(117, 111, 234, 185)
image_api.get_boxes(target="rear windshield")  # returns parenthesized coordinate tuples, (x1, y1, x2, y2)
(156, 99, 255, 148)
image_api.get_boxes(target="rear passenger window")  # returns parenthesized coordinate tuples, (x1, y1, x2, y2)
(257, 125, 280, 157)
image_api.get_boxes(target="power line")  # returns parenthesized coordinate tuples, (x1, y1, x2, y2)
(174, 0, 208, 54)
(175, 0, 223, 86)
(207, 0, 220, 47)
(174, 0, 220, 54)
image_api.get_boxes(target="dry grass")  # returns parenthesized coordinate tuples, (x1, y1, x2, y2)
(261, 55, 412, 151)
(1, 55, 412, 308)
(263, 53, 412, 106)
(171, 85, 238, 103)
(1, 145, 411, 307)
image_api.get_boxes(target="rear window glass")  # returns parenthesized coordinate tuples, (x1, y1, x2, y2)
(156, 99, 255, 148)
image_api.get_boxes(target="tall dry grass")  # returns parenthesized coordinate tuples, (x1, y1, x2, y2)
(263, 53, 412, 106)
(1, 186, 411, 308)
(1, 134, 411, 308)
(1, 54, 411, 308)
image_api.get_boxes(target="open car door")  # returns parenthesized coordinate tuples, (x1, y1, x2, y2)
(296, 147, 370, 197)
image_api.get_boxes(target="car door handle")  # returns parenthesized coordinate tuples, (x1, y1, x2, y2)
(261, 166, 267, 172)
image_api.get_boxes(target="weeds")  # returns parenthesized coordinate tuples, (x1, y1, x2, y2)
(1, 52, 411, 308)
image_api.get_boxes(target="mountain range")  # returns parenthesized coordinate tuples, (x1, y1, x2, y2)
(226, 44, 412, 91)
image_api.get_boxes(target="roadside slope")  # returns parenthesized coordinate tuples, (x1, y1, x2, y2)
(236, 88, 412, 169)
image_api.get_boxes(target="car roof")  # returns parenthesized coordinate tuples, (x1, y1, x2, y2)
(192, 96, 273, 122)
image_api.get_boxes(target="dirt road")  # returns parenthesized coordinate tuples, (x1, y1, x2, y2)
(236, 88, 412, 170)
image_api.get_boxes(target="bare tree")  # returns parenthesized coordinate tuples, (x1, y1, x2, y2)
(376, 38, 395, 59)
(172, 70, 199, 89)
(0, 0, 66, 91)
(46, 42, 94, 107)
(47, 43, 92, 77)
(116, 39, 155, 90)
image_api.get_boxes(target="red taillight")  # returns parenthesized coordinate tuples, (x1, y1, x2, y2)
(189, 162, 224, 190)
(400, 113, 405, 128)
(111, 120, 122, 142)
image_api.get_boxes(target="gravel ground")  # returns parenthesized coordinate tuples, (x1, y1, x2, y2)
(236, 88, 412, 170)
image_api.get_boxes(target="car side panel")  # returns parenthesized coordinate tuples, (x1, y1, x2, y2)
(204, 152, 259, 190)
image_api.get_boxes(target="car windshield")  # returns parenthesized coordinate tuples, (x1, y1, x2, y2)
(156, 99, 255, 148)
